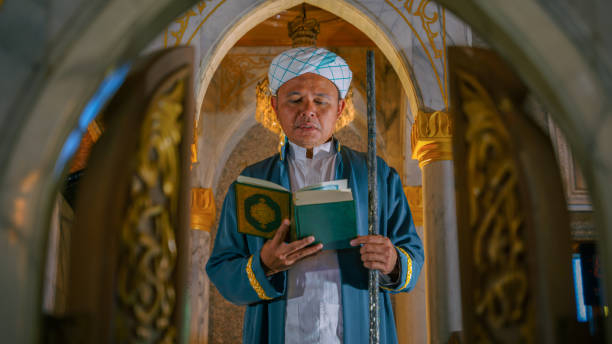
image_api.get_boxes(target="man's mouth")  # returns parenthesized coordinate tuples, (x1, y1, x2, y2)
(295, 122, 320, 130)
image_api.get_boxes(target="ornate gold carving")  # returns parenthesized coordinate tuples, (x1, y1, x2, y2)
(456, 70, 531, 342)
(403, 186, 423, 226)
(385, 0, 448, 106)
(191, 188, 216, 231)
(411, 110, 452, 168)
(117, 72, 187, 343)
(164, 0, 226, 47)
(255, 78, 283, 136)
(246, 256, 272, 300)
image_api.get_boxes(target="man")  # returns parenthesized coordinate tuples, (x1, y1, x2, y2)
(206, 47, 423, 344)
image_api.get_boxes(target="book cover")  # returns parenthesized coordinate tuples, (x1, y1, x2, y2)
(234, 177, 291, 239)
(293, 189, 357, 250)
(234, 176, 356, 248)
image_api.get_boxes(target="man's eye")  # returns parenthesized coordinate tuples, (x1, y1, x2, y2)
(315, 99, 327, 105)
(289, 98, 302, 103)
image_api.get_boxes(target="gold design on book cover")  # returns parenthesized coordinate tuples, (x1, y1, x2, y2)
(250, 198, 276, 227)
(235, 183, 290, 239)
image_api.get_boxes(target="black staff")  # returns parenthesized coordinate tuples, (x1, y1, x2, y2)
(366, 50, 379, 344)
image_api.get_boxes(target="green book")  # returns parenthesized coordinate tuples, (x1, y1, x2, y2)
(234, 176, 357, 250)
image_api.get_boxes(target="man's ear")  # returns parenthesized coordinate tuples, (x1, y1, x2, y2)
(337, 99, 346, 117)
(270, 96, 278, 113)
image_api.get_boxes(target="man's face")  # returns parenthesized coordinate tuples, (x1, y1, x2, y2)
(271, 73, 346, 148)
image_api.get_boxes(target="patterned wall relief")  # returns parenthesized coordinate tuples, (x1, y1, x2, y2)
(216, 53, 276, 112)
(384, 0, 448, 107)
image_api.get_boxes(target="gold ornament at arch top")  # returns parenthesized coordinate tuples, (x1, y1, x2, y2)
(117, 69, 188, 343)
(411, 110, 453, 168)
(455, 69, 532, 343)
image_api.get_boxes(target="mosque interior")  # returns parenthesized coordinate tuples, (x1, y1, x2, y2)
(1, 0, 611, 343)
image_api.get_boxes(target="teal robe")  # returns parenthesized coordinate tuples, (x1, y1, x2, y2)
(206, 140, 424, 343)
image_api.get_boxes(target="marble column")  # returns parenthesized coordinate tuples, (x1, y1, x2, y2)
(189, 187, 216, 344)
(395, 186, 427, 344)
(411, 111, 462, 343)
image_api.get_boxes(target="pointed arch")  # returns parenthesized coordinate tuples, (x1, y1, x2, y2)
(193, 0, 422, 123)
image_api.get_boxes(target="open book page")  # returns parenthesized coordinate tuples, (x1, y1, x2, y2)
(294, 189, 353, 206)
(236, 175, 289, 192)
(298, 179, 348, 191)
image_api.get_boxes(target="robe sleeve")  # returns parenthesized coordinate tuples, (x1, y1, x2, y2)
(206, 182, 286, 305)
(379, 167, 424, 294)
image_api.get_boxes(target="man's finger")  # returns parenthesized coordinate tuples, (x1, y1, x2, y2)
(271, 219, 291, 245)
(350, 235, 388, 246)
(360, 244, 390, 255)
(285, 243, 323, 264)
(361, 252, 389, 264)
(283, 235, 316, 254)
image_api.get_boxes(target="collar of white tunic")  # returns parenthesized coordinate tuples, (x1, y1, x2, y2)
(287, 140, 335, 161)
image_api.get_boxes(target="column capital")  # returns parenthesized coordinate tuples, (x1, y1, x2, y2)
(191, 188, 216, 231)
(411, 110, 453, 168)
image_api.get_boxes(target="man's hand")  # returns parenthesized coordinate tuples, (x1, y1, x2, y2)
(350, 235, 398, 276)
(260, 219, 323, 276)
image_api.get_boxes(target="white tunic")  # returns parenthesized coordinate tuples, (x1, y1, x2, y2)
(284, 140, 343, 344)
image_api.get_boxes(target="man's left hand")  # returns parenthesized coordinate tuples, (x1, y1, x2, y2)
(350, 235, 398, 276)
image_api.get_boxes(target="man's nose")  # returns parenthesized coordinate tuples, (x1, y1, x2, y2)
(300, 99, 316, 117)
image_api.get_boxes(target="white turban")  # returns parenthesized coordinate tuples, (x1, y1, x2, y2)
(268, 47, 352, 99)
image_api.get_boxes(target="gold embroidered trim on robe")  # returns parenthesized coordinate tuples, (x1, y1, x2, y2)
(381, 246, 413, 292)
(246, 255, 272, 300)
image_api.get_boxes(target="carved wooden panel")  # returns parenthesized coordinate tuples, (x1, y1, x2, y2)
(449, 47, 581, 343)
(64, 47, 194, 344)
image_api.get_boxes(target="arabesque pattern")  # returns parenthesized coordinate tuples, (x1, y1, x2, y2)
(117, 73, 186, 343)
(456, 69, 532, 343)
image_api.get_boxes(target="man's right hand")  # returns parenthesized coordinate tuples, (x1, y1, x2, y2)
(260, 219, 323, 276)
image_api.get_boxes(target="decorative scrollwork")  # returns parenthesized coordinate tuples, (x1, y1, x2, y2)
(117, 72, 186, 343)
(164, 0, 225, 47)
(386, 0, 448, 106)
(457, 69, 532, 343)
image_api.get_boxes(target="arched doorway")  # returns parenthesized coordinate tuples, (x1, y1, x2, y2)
(1, 1, 610, 343)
